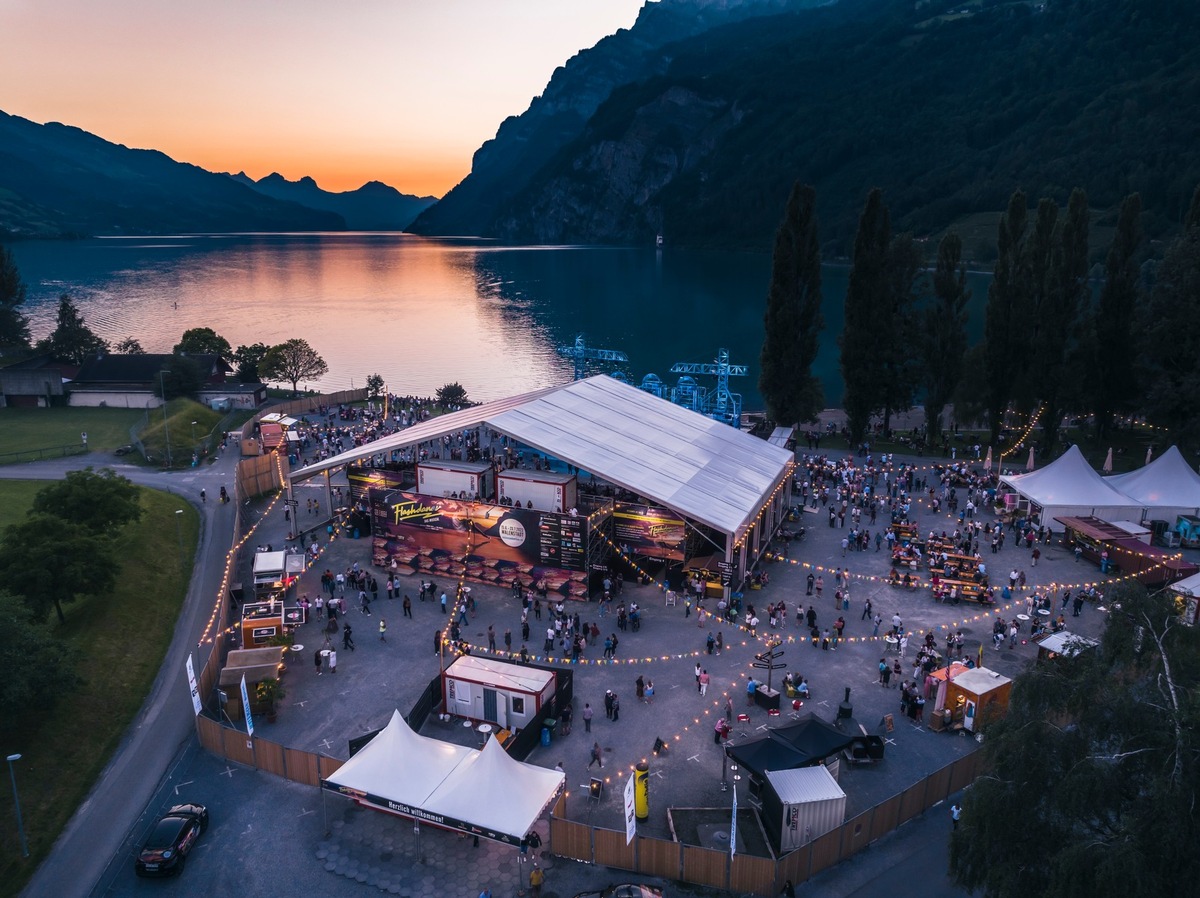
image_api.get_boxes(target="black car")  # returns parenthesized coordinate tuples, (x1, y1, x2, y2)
(573, 886, 664, 898)
(134, 803, 208, 876)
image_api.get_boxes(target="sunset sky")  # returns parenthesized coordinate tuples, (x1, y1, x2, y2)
(0, 0, 648, 197)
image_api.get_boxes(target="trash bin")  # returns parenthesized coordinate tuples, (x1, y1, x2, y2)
(353, 528, 360, 540)
(541, 727, 551, 747)
(542, 718, 557, 744)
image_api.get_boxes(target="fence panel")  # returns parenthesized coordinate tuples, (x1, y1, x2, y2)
(196, 716, 225, 755)
(318, 755, 344, 780)
(839, 809, 874, 859)
(729, 853, 775, 896)
(949, 752, 981, 792)
(285, 747, 321, 786)
(221, 727, 257, 767)
(774, 846, 811, 891)
(922, 764, 954, 811)
(254, 738, 286, 777)
(681, 844, 728, 892)
(593, 827, 636, 871)
(869, 793, 903, 842)
(549, 817, 593, 864)
(636, 835, 680, 879)
(897, 780, 928, 826)
(807, 828, 843, 877)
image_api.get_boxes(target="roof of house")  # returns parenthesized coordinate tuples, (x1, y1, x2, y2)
(72, 353, 229, 385)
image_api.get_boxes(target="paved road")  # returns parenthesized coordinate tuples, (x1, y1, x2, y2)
(0, 452, 238, 898)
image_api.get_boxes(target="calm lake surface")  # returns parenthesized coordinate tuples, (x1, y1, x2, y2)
(9, 233, 991, 408)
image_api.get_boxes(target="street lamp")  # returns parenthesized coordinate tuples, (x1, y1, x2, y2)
(7, 753, 28, 858)
(190, 420, 198, 446)
(175, 509, 185, 573)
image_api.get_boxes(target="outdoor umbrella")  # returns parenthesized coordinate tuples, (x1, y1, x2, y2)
(1026, 446, 1035, 471)
(984, 446, 993, 472)
(1102, 447, 1114, 473)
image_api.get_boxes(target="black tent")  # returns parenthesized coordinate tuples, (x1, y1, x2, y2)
(726, 713, 853, 780)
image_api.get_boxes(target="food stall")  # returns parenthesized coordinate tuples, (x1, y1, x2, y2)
(441, 655, 556, 733)
(1056, 516, 1198, 585)
(930, 665, 1011, 734)
(1036, 630, 1098, 661)
(252, 550, 306, 602)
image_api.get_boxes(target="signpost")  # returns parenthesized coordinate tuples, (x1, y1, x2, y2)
(751, 642, 786, 692)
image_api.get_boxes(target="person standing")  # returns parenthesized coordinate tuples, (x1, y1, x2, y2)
(402, 594, 412, 619)
(582, 703, 593, 732)
(379, 619, 387, 641)
(329, 648, 338, 673)
(604, 690, 614, 720)
(699, 670, 710, 696)
(636, 675, 645, 701)
(529, 864, 545, 898)
(611, 693, 620, 723)
(951, 804, 962, 829)
(695, 663, 702, 691)
(314, 648, 323, 676)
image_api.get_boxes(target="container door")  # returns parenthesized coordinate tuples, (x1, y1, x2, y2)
(483, 688, 498, 723)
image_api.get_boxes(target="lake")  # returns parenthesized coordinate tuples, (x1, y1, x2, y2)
(8, 233, 991, 409)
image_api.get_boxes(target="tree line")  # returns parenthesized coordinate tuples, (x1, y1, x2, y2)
(0, 262, 329, 397)
(759, 182, 1200, 451)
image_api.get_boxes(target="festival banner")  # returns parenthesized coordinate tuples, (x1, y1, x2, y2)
(612, 503, 687, 561)
(369, 488, 588, 597)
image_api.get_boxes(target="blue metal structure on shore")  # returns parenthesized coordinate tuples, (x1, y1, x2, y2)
(667, 348, 747, 428)
(557, 334, 630, 381)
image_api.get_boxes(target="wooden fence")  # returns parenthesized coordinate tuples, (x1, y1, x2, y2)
(548, 751, 984, 896)
(195, 716, 344, 785)
(239, 388, 369, 449)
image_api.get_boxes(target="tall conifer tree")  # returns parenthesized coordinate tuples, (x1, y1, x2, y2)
(922, 233, 971, 439)
(840, 188, 890, 446)
(1092, 193, 1142, 438)
(983, 189, 1029, 444)
(759, 182, 824, 425)
(1039, 188, 1089, 453)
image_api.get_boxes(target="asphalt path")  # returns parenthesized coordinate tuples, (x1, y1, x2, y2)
(0, 451, 238, 898)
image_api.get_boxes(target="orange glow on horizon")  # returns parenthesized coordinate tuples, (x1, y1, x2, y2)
(0, 1, 648, 204)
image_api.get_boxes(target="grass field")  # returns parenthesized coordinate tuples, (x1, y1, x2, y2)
(0, 406, 145, 461)
(0, 482, 199, 897)
(137, 398, 226, 467)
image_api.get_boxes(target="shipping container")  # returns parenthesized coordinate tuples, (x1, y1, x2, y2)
(498, 469, 577, 513)
(416, 459, 495, 500)
(762, 766, 846, 853)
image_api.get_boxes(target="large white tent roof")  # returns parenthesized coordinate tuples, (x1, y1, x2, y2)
(1105, 445, 1200, 513)
(293, 375, 794, 538)
(323, 710, 563, 843)
(999, 445, 1144, 518)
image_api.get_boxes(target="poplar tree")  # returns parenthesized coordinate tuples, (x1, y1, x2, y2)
(759, 182, 825, 425)
(1039, 188, 1090, 453)
(1140, 185, 1200, 443)
(983, 190, 1029, 444)
(1092, 193, 1142, 438)
(840, 188, 890, 446)
(0, 245, 31, 352)
(921, 233, 971, 439)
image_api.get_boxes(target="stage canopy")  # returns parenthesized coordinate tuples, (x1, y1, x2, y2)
(322, 710, 564, 845)
(292, 375, 794, 543)
(999, 445, 1144, 523)
(1105, 445, 1200, 519)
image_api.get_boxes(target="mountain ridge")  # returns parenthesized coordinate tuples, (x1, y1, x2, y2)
(0, 110, 345, 238)
(226, 172, 437, 231)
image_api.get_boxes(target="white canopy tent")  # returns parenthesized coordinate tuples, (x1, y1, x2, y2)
(292, 374, 795, 550)
(322, 710, 564, 844)
(999, 445, 1145, 524)
(1105, 445, 1200, 520)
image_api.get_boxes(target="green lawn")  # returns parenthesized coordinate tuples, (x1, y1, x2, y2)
(137, 398, 226, 468)
(0, 406, 145, 462)
(0, 482, 199, 897)
(0, 481, 43, 532)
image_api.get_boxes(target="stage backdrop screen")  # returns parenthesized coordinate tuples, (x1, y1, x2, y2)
(612, 503, 687, 561)
(369, 488, 587, 598)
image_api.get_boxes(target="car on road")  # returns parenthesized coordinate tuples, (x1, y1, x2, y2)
(134, 803, 208, 877)
(572, 885, 664, 898)
(113, 444, 136, 456)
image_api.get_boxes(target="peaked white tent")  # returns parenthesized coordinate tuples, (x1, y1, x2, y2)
(322, 710, 564, 844)
(1105, 445, 1200, 519)
(999, 445, 1144, 524)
